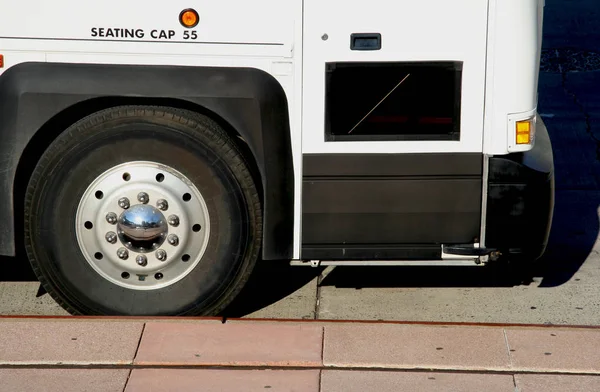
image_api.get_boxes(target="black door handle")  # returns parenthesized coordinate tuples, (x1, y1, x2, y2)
(350, 33, 382, 51)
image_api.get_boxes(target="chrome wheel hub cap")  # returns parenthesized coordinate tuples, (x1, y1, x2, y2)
(117, 204, 168, 252)
(75, 161, 210, 290)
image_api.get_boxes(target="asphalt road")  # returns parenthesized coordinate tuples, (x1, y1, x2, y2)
(2, 0, 600, 324)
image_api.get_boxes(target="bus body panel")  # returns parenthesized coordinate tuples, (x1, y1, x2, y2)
(0, 62, 296, 260)
(484, 0, 546, 155)
(0, 0, 553, 262)
(302, 0, 489, 155)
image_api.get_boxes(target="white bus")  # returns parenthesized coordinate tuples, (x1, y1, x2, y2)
(0, 0, 552, 316)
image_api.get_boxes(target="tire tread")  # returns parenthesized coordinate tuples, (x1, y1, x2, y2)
(24, 105, 262, 316)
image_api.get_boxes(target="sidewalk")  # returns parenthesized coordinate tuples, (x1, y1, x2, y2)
(0, 317, 599, 391)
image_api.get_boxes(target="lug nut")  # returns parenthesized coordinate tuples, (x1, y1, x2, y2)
(156, 199, 169, 211)
(106, 212, 118, 225)
(137, 192, 149, 204)
(136, 255, 148, 267)
(117, 248, 129, 260)
(105, 231, 117, 244)
(156, 249, 167, 261)
(167, 234, 179, 246)
(118, 197, 130, 209)
(168, 215, 180, 227)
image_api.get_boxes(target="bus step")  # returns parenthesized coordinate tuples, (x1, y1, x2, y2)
(289, 259, 482, 268)
(443, 244, 497, 257)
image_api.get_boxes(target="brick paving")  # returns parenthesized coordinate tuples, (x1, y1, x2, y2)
(323, 323, 510, 371)
(0, 317, 599, 391)
(0, 320, 144, 365)
(135, 321, 323, 367)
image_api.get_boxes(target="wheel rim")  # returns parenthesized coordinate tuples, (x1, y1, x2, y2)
(75, 161, 210, 290)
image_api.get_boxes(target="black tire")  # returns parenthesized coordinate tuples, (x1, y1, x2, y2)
(24, 106, 262, 316)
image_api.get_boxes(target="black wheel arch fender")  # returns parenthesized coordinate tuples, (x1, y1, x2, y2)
(0, 61, 294, 260)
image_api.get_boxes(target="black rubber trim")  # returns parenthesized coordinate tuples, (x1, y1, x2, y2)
(0, 62, 294, 260)
(485, 117, 555, 261)
(301, 153, 482, 259)
(304, 153, 482, 177)
(302, 245, 441, 261)
(443, 245, 496, 256)
(350, 33, 382, 51)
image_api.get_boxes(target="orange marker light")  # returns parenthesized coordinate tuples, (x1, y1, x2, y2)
(516, 118, 534, 145)
(0, 55, 4, 68)
(180, 9, 199, 28)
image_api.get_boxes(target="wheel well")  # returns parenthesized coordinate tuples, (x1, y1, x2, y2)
(13, 97, 264, 252)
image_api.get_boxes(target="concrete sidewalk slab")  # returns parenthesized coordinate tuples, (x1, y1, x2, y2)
(0, 283, 67, 316)
(514, 374, 600, 392)
(222, 261, 320, 320)
(323, 324, 510, 371)
(0, 320, 143, 365)
(2, 316, 600, 392)
(505, 328, 600, 373)
(321, 371, 515, 392)
(0, 369, 130, 392)
(125, 369, 320, 392)
(134, 322, 323, 367)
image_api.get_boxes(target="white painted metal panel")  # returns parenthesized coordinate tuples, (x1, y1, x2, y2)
(483, 0, 544, 154)
(0, 1, 294, 57)
(302, 0, 489, 154)
(0, 1, 304, 256)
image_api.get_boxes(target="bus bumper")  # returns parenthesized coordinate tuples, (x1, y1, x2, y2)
(485, 114, 555, 262)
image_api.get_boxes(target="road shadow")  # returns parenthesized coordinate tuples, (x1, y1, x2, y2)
(316, 164, 600, 291)
(318, 179, 600, 290)
(533, 179, 600, 288)
(533, 0, 600, 286)
(221, 259, 322, 318)
(1, 255, 36, 282)
(318, 264, 531, 290)
(3, 250, 322, 315)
